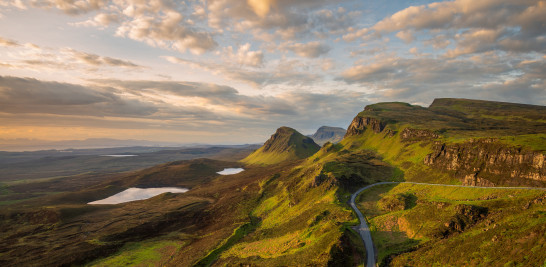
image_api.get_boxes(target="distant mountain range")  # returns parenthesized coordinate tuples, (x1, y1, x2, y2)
(0, 138, 191, 152)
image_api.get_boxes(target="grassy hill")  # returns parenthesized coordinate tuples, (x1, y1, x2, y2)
(357, 183, 546, 266)
(342, 98, 546, 187)
(242, 127, 320, 165)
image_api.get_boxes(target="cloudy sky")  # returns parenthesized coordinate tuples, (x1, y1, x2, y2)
(0, 0, 545, 144)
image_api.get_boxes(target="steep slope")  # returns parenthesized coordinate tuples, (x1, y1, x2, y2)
(309, 126, 346, 145)
(242, 126, 320, 165)
(342, 98, 546, 187)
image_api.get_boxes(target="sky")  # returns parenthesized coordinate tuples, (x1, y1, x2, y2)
(0, 0, 545, 144)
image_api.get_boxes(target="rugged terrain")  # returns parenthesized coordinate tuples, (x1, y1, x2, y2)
(344, 98, 546, 187)
(1, 98, 545, 266)
(309, 126, 346, 145)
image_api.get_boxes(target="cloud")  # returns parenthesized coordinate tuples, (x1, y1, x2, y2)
(208, 0, 355, 41)
(396, 30, 415, 43)
(115, 10, 217, 55)
(71, 13, 120, 27)
(31, 0, 106, 15)
(223, 43, 264, 67)
(164, 56, 321, 88)
(35, 0, 217, 55)
(0, 74, 367, 142)
(247, 0, 275, 17)
(0, 37, 143, 73)
(339, 52, 546, 106)
(0, 37, 20, 47)
(284, 41, 331, 58)
(67, 49, 142, 68)
(347, 0, 546, 55)
(0, 0, 26, 10)
(0, 76, 158, 117)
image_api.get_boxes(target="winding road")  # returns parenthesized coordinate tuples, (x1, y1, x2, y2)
(349, 181, 546, 267)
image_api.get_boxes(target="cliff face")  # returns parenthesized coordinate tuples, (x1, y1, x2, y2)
(400, 128, 439, 141)
(342, 99, 546, 187)
(424, 139, 546, 186)
(345, 116, 386, 137)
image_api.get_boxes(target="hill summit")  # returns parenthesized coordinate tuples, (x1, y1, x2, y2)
(309, 126, 346, 145)
(242, 126, 320, 165)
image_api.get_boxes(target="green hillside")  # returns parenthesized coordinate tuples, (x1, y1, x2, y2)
(343, 98, 546, 187)
(357, 183, 546, 266)
(1, 98, 545, 266)
(242, 126, 320, 165)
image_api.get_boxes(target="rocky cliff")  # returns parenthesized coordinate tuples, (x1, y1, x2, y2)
(343, 99, 546, 187)
(424, 139, 546, 186)
(345, 116, 386, 137)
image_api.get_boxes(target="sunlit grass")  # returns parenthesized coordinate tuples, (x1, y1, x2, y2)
(87, 240, 183, 267)
(358, 183, 546, 265)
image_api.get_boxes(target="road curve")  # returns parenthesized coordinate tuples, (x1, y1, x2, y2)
(349, 181, 546, 267)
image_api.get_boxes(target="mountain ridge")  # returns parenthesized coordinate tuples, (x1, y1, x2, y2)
(242, 126, 320, 165)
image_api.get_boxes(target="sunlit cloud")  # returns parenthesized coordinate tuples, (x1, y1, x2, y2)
(0, 0, 544, 144)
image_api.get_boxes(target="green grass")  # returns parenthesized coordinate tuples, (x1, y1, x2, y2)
(357, 183, 546, 266)
(87, 240, 184, 266)
(241, 147, 296, 165)
(499, 134, 546, 152)
(195, 218, 260, 266)
(215, 158, 359, 266)
(242, 127, 320, 165)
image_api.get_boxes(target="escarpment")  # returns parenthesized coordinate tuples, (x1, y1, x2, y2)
(424, 139, 546, 186)
(343, 99, 546, 187)
(345, 116, 386, 137)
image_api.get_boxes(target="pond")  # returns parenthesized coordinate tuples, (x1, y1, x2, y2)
(88, 187, 188, 204)
(101, 155, 138, 157)
(217, 168, 244, 175)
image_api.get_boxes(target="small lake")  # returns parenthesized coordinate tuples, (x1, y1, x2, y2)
(88, 187, 188, 204)
(217, 168, 244, 175)
(101, 155, 138, 157)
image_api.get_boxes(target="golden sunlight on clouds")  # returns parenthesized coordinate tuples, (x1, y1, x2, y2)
(0, 126, 226, 142)
(247, 0, 275, 17)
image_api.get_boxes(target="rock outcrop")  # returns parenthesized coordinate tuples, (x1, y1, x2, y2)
(344, 116, 386, 137)
(435, 204, 488, 238)
(400, 128, 439, 141)
(424, 139, 546, 186)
